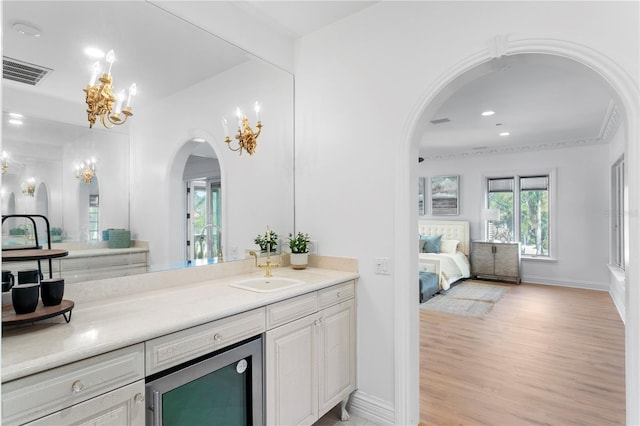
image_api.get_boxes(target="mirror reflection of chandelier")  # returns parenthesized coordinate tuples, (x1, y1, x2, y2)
(84, 50, 137, 129)
(222, 102, 262, 155)
(76, 159, 96, 184)
(21, 178, 35, 197)
(1, 151, 8, 174)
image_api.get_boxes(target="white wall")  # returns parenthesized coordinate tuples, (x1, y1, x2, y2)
(420, 143, 610, 290)
(294, 1, 638, 424)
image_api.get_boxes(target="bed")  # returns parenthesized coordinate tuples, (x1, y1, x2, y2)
(418, 220, 471, 300)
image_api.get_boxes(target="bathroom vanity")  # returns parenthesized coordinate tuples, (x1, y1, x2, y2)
(1, 256, 358, 425)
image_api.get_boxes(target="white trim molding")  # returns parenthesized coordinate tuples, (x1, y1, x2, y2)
(348, 391, 395, 425)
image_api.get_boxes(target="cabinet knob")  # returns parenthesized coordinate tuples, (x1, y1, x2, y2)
(134, 393, 145, 405)
(314, 319, 321, 326)
(213, 333, 222, 342)
(71, 380, 84, 393)
(337, 292, 342, 298)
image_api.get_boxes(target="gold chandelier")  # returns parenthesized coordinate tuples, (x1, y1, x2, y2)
(1, 151, 8, 174)
(21, 178, 35, 197)
(84, 50, 136, 129)
(223, 102, 262, 155)
(76, 159, 96, 184)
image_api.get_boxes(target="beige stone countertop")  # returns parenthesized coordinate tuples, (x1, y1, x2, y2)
(1, 266, 358, 383)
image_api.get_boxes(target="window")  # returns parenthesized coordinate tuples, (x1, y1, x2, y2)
(611, 156, 625, 270)
(88, 195, 99, 241)
(486, 174, 551, 257)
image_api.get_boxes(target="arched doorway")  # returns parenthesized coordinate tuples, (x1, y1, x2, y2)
(394, 39, 639, 424)
(166, 132, 225, 267)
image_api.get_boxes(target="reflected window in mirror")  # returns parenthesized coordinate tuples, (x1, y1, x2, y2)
(89, 195, 99, 242)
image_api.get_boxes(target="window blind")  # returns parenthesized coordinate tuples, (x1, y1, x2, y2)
(488, 178, 514, 193)
(520, 176, 549, 191)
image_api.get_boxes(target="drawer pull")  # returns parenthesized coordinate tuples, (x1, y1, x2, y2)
(134, 393, 145, 405)
(213, 333, 222, 342)
(337, 292, 343, 298)
(71, 380, 84, 393)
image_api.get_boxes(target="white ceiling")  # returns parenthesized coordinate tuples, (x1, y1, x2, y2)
(233, 1, 378, 39)
(2, 1, 617, 158)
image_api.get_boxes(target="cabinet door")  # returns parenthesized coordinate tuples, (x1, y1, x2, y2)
(318, 298, 356, 417)
(25, 380, 145, 426)
(266, 312, 320, 426)
(494, 244, 520, 278)
(471, 242, 494, 275)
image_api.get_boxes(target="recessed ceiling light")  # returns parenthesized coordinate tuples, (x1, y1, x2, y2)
(9, 112, 24, 119)
(481, 110, 495, 116)
(9, 119, 23, 126)
(12, 22, 41, 37)
(84, 47, 105, 59)
(499, 132, 510, 136)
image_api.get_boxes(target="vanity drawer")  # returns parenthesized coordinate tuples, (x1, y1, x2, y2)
(25, 380, 145, 426)
(1, 343, 144, 426)
(145, 307, 265, 376)
(266, 291, 318, 330)
(318, 280, 355, 309)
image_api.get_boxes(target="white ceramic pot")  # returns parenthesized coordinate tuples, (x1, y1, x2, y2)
(290, 252, 309, 270)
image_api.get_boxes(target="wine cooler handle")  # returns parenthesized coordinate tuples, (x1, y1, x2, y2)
(153, 390, 161, 426)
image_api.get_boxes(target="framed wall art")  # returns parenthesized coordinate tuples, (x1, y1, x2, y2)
(431, 175, 459, 215)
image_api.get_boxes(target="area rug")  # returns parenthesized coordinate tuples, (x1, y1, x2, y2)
(420, 280, 510, 317)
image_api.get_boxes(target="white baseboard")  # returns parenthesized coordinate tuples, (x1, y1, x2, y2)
(347, 390, 395, 425)
(521, 275, 608, 291)
(607, 269, 626, 323)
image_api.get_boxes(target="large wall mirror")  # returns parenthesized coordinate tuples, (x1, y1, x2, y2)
(1, 1, 294, 279)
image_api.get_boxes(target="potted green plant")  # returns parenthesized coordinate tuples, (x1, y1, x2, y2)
(288, 232, 310, 269)
(255, 229, 278, 252)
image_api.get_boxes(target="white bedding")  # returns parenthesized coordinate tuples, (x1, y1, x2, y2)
(419, 251, 470, 291)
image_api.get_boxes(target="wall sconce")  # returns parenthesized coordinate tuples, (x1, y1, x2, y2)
(84, 50, 136, 129)
(21, 178, 35, 197)
(481, 208, 500, 240)
(222, 102, 262, 155)
(76, 159, 96, 184)
(1, 151, 8, 174)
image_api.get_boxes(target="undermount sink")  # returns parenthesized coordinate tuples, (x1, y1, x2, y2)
(229, 277, 304, 293)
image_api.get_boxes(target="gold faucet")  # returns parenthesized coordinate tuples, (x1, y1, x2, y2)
(249, 227, 281, 277)
(249, 249, 281, 278)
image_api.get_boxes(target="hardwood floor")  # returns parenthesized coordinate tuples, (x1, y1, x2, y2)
(420, 282, 626, 426)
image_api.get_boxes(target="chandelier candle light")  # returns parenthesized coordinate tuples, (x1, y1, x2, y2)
(1, 151, 8, 174)
(84, 50, 136, 129)
(76, 159, 96, 184)
(223, 101, 262, 155)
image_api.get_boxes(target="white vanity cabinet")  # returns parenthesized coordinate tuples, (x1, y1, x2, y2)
(265, 280, 356, 426)
(1, 344, 145, 426)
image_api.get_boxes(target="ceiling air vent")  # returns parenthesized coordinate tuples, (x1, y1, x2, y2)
(3, 56, 52, 86)
(430, 118, 450, 125)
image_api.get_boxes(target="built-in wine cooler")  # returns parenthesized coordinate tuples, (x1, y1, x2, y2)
(145, 336, 263, 425)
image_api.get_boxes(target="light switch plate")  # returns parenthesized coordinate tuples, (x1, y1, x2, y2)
(374, 257, 391, 275)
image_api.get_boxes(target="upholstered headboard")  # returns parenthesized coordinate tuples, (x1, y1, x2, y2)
(418, 220, 470, 256)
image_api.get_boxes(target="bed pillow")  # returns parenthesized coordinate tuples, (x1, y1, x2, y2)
(420, 234, 442, 253)
(418, 237, 426, 252)
(440, 239, 459, 255)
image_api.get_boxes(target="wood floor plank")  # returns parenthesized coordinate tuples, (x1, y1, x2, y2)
(420, 282, 625, 426)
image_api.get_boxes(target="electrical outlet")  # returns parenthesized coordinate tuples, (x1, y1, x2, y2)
(374, 257, 391, 275)
(309, 240, 318, 255)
